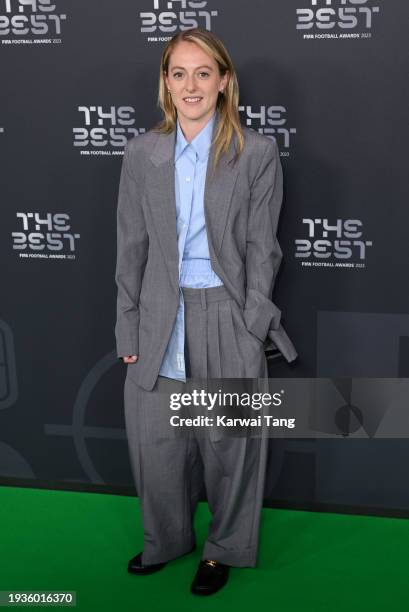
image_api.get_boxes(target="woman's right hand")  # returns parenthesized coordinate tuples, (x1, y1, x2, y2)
(122, 355, 138, 363)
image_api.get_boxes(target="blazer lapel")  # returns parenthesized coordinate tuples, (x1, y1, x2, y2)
(147, 129, 179, 293)
(204, 113, 239, 257)
(148, 109, 239, 294)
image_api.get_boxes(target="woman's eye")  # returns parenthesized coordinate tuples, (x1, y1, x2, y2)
(173, 72, 183, 78)
(199, 72, 209, 78)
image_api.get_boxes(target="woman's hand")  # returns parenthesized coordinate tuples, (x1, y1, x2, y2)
(122, 355, 138, 363)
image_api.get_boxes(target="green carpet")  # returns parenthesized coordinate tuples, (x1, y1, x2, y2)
(0, 486, 407, 610)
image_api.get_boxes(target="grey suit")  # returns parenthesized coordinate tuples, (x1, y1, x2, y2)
(115, 109, 297, 568)
(115, 109, 297, 392)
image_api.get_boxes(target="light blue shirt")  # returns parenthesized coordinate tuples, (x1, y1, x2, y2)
(158, 111, 223, 381)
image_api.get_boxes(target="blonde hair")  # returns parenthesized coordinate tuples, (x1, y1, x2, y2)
(152, 27, 244, 171)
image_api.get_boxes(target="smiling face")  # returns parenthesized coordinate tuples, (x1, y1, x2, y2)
(164, 40, 229, 129)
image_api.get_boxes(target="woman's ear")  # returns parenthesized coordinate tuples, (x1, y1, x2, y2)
(221, 70, 230, 91)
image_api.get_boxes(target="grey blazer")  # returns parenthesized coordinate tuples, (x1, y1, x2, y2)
(115, 109, 298, 391)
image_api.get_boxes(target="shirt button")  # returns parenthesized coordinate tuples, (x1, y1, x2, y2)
(185, 176, 191, 182)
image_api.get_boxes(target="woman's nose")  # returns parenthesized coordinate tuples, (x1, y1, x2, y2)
(185, 76, 197, 91)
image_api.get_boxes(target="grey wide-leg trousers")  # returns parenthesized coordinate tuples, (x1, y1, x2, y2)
(124, 285, 269, 567)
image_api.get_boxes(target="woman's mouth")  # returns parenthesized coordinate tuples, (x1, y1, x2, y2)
(183, 97, 203, 104)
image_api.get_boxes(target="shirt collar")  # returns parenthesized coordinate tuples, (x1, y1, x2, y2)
(175, 111, 216, 163)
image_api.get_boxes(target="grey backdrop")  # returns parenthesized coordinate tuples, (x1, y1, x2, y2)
(1, 0, 408, 516)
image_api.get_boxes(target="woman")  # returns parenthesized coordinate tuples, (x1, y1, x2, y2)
(115, 27, 297, 596)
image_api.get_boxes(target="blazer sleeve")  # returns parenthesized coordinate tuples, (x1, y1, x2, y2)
(114, 139, 148, 358)
(243, 137, 298, 362)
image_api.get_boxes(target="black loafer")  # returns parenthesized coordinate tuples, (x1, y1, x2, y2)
(190, 559, 230, 596)
(127, 552, 167, 575)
